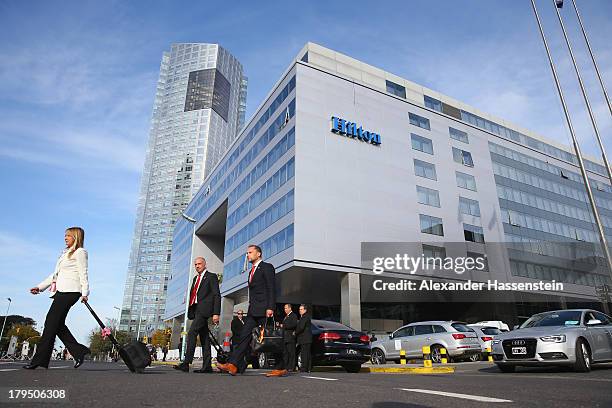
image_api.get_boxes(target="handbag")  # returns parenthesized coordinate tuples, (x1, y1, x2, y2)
(251, 317, 283, 354)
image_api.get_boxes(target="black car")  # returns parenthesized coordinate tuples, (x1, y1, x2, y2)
(297, 319, 371, 373)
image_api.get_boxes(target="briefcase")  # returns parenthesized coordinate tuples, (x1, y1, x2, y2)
(83, 300, 151, 373)
(251, 317, 283, 354)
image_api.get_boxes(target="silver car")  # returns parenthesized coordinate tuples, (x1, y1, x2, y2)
(492, 309, 612, 373)
(370, 321, 481, 364)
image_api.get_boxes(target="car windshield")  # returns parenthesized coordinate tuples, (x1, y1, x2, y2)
(451, 323, 472, 332)
(480, 327, 501, 335)
(520, 311, 582, 328)
(312, 320, 353, 331)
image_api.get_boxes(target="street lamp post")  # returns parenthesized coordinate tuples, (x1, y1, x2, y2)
(136, 275, 149, 341)
(0, 298, 12, 350)
(179, 211, 197, 361)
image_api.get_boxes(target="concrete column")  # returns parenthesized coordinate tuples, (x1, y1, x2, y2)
(341, 272, 362, 330)
(219, 296, 235, 342)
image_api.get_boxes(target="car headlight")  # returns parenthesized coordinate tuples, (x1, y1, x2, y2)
(539, 335, 566, 343)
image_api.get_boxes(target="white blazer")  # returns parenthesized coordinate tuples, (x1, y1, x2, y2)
(37, 248, 89, 296)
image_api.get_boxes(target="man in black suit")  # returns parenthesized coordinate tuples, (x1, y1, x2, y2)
(230, 309, 245, 351)
(267, 303, 297, 377)
(174, 256, 220, 373)
(217, 244, 275, 376)
(296, 304, 312, 373)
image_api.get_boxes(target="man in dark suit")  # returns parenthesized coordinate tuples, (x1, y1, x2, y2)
(230, 309, 245, 351)
(174, 256, 220, 373)
(217, 244, 275, 375)
(267, 303, 297, 377)
(296, 304, 312, 373)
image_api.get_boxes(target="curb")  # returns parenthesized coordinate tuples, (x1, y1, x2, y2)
(152, 361, 455, 374)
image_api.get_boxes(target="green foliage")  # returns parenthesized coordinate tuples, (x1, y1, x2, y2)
(88, 329, 131, 358)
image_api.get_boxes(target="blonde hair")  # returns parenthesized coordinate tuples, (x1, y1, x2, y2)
(66, 227, 85, 258)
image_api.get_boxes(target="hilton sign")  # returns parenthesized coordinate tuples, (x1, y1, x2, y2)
(330, 116, 381, 146)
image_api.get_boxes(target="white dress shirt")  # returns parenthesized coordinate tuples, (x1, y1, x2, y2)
(37, 248, 89, 296)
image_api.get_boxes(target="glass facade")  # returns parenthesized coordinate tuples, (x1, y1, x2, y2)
(164, 73, 296, 320)
(120, 43, 247, 335)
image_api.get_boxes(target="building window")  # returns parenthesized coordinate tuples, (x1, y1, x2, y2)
(456, 171, 477, 191)
(424, 95, 442, 112)
(409, 113, 431, 130)
(459, 196, 481, 217)
(417, 186, 440, 207)
(449, 127, 469, 143)
(420, 214, 444, 236)
(414, 159, 437, 180)
(411, 134, 434, 154)
(453, 147, 474, 167)
(467, 251, 489, 272)
(386, 80, 406, 98)
(423, 244, 446, 259)
(464, 223, 485, 243)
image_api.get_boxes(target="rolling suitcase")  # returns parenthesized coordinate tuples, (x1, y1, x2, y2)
(208, 330, 230, 364)
(84, 300, 151, 373)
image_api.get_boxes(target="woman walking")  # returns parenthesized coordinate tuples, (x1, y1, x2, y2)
(25, 227, 91, 369)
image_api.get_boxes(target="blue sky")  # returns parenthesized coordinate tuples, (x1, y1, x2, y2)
(1, 0, 611, 344)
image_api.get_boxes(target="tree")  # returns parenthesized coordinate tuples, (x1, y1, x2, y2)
(88, 329, 131, 359)
(0, 316, 37, 350)
(151, 329, 171, 347)
(6, 324, 40, 345)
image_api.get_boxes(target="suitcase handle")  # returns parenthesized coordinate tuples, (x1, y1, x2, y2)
(83, 300, 120, 348)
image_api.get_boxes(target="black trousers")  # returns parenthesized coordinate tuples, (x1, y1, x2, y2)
(31, 292, 89, 368)
(299, 343, 312, 372)
(283, 341, 296, 370)
(229, 315, 265, 370)
(184, 313, 211, 369)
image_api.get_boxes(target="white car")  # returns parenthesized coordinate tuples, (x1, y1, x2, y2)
(468, 325, 502, 357)
(472, 321, 510, 332)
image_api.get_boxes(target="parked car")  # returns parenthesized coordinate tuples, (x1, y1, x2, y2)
(295, 320, 371, 373)
(472, 321, 510, 332)
(370, 321, 481, 364)
(491, 309, 612, 373)
(468, 325, 502, 359)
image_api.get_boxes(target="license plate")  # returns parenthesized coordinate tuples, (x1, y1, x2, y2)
(343, 349, 361, 356)
(512, 347, 527, 355)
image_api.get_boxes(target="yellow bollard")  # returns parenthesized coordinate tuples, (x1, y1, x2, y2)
(400, 349, 406, 365)
(422, 345, 432, 368)
(440, 347, 447, 364)
(486, 346, 493, 363)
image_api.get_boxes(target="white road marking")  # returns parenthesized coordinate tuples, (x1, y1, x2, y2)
(459, 373, 612, 383)
(50, 366, 71, 369)
(0, 368, 19, 372)
(399, 388, 512, 403)
(301, 376, 338, 381)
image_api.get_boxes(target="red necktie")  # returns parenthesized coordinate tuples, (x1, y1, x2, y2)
(189, 274, 202, 306)
(248, 265, 256, 283)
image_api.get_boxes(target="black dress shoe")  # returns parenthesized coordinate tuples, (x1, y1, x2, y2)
(74, 356, 86, 369)
(193, 367, 213, 373)
(23, 364, 46, 370)
(173, 363, 189, 372)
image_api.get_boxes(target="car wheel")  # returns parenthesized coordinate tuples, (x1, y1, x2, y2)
(342, 363, 361, 373)
(573, 339, 591, 373)
(496, 364, 516, 373)
(258, 352, 268, 369)
(296, 349, 302, 370)
(371, 348, 386, 365)
(468, 353, 481, 362)
(430, 345, 443, 363)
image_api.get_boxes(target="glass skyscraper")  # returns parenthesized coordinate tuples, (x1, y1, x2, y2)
(119, 43, 247, 337)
